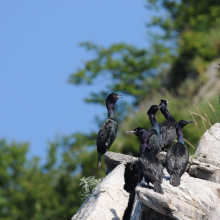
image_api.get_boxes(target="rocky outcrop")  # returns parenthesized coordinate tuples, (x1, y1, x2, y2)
(195, 123, 220, 167)
(72, 164, 129, 220)
(131, 170, 220, 220)
(104, 151, 138, 175)
(72, 123, 220, 220)
(188, 156, 220, 184)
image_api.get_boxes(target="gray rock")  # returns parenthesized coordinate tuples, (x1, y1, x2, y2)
(72, 164, 129, 220)
(188, 157, 220, 184)
(195, 123, 220, 167)
(131, 190, 172, 220)
(73, 125, 220, 220)
(132, 169, 220, 220)
(104, 151, 138, 175)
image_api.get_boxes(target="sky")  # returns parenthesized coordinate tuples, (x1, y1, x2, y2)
(0, 1, 151, 161)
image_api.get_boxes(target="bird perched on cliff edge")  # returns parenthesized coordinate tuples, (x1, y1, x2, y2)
(96, 92, 122, 169)
(166, 120, 194, 186)
(159, 99, 177, 151)
(127, 127, 164, 194)
(147, 105, 162, 157)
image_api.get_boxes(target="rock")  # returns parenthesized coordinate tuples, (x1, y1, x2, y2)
(195, 123, 220, 167)
(73, 124, 220, 220)
(105, 151, 140, 219)
(131, 193, 172, 220)
(131, 169, 220, 220)
(104, 151, 138, 175)
(188, 157, 220, 184)
(72, 164, 129, 220)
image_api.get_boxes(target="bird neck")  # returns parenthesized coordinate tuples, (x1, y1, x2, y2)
(149, 113, 160, 134)
(139, 131, 149, 155)
(107, 103, 116, 119)
(161, 106, 174, 120)
(139, 143, 148, 155)
(176, 128, 184, 144)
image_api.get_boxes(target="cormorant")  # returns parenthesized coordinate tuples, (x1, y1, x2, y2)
(159, 99, 177, 150)
(166, 120, 194, 186)
(147, 105, 162, 157)
(96, 92, 122, 169)
(127, 127, 164, 194)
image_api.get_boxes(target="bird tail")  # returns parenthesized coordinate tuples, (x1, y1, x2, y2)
(97, 153, 101, 170)
(170, 171, 180, 186)
(153, 182, 164, 194)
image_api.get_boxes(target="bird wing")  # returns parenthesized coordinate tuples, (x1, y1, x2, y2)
(166, 142, 189, 177)
(96, 118, 114, 154)
(160, 122, 177, 149)
(142, 169, 158, 183)
(140, 151, 163, 183)
(178, 145, 189, 177)
(166, 145, 175, 175)
(148, 128, 161, 155)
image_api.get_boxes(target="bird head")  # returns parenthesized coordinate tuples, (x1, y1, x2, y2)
(126, 127, 148, 139)
(147, 105, 161, 115)
(106, 92, 123, 104)
(159, 99, 169, 109)
(176, 120, 194, 129)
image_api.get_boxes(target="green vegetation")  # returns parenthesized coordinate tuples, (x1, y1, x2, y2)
(80, 176, 103, 201)
(1, 1, 220, 219)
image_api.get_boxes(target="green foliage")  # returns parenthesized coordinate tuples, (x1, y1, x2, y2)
(80, 176, 102, 200)
(0, 140, 83, 220)
(146, 0, 220, 91)
(70, 42, 171, 107)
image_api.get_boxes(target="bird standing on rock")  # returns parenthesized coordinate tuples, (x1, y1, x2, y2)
(166, 120, 194, 186)
(147, 105, 162, 157)
(127, 127, 164, 194)
(96, 92, 122, 169)
(159, 99, 177, 151)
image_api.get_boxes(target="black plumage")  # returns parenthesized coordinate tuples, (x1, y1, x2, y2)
(96, 92, 122, 169)
(147, 105, 162, 157)
(127, 127, 164, 194)
(166, 120, 194, 186)
(159, 99, 177, 150)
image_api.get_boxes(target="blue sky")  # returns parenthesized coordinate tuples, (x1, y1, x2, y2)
(0, 1, 151, 161)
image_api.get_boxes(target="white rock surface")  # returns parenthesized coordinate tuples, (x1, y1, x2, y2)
(131, 169, 220, 220)
(188, 157, 220, 184)
(72, 164, 129, 220)
(195, 123, 220, 167)
(131, 188, 172, 220)
(104, 151, 138, 175)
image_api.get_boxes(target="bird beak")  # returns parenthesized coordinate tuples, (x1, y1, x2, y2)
(115, 94, 123, 99)
(187, 121, 194, 124)
(126, 130, 137, 134)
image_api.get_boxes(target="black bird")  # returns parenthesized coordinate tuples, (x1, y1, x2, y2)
(159, 99, 177, 151)
(96, 92, 122, 169)
(127, 127, 164, 194)
(166, 120, 194, 186)
(147, 105, 162, 157)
